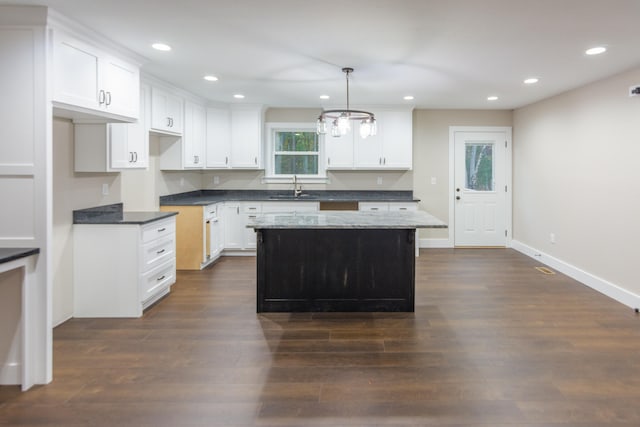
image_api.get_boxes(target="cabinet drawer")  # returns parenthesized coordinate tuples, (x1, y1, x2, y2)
(242, 203, 262, 214)
(389, 202, 418, 212)
(142, 218, 176, 243)
(142, 235, 175, 271)
(204, 204, 218, 219)
(140, 259, 175, 303)
(359, 202, 389, 212)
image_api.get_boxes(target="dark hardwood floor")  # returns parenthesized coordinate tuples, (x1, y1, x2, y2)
(2, 249, 640, 426)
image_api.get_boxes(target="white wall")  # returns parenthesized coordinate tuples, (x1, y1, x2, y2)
(412, 109, 513, 241)
(513, 66, 640, 306)
(52, 118, 121, 325)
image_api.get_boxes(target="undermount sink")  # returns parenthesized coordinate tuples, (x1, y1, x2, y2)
(268, 194, 317, 200)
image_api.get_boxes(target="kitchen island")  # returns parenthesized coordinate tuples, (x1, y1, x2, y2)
(247, 211, 446, 312)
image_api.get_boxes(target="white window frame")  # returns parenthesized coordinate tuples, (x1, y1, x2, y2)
(263, 122, 328, 184)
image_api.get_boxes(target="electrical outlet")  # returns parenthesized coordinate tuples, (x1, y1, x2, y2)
(550, 233, 556, 244)
(376, 177, 382, 185)
(180, 177, 185, 187)
(431, 177, 437, 185)
(101, 183, 109, 196)
(213, 176, 220, 185)
(629, 84, 640, 97)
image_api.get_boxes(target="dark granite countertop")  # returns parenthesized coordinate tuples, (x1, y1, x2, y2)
(73, 203, 178, 225)
(159, 190, 419, 206)
(0, 247, 40, 265)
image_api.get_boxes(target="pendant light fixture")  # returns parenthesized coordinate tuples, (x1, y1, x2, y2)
(316, 67, 376, 139)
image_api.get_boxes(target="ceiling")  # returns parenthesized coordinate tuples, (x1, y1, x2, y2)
(5, 0, 640, 109)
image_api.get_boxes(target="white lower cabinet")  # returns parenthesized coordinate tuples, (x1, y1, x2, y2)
(222, 203, 244, 250)
(73, 216, 176, 317)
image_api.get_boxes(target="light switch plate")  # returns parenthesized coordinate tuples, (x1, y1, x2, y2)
(101, 183, 109, 196)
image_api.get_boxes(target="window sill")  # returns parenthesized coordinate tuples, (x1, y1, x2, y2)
(262, 176, 330, 184)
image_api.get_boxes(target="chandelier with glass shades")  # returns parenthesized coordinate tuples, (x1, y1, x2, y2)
(316, 67, 377, 139)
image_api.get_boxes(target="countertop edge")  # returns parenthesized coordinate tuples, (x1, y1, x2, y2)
(0, 248, 40, 265)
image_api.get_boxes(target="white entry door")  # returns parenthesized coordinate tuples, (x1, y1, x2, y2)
(453, 129, 510, 247)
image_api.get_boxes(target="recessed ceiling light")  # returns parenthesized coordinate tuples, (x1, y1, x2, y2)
(233, 94, 245, 99)
(524, 78, 539, 84)
(585, 46, 606, 55)
(487, 96, 499, 101)
(403, 95, 415, 100)
(151, 43, 171, 51)
(203, 75, 218, 82)
(319, 95, 330, 100)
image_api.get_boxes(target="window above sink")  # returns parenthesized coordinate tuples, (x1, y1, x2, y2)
(263, 122, 329, 184)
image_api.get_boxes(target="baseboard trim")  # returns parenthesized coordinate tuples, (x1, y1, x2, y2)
(419, 238, 453, 249)
(511, 239, 640, 310)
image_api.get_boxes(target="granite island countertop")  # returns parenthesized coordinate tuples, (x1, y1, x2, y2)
(246, 210, 447, 229)
(73, 203, 178, 225)
(159, 190, 419, 206)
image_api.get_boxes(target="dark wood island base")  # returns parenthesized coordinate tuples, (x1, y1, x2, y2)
(256, 228, 416, 312)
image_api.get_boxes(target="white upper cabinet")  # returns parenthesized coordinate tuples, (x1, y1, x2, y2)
(206, 107, 231, 168)
(378, 110, 413, 169)
(150, 87, 183, 135)
(53, 30, 139, 121)
(230, 105, 264, 169)
(205, 105, 264, 169)
(354, 110, 413, 170)
(183, 101, 206, 168)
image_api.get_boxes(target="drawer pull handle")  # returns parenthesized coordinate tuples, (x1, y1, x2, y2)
(157, 275, 166, 281)
(156, 249, 165, 254)
(157, 228, 166, 232)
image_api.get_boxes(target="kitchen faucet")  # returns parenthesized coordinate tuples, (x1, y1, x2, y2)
(293, 175, 302, 198)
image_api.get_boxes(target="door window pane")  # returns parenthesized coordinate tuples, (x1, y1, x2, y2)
(465, 142, 494, 191)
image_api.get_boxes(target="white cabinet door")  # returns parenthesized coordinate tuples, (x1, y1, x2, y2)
(53, 32, 101, 112)
(210, 216, 223, 259)
(223, 203, 244, 249)
(230, 106, 263, 168)
(183, 102, 206, 168)
(325, 130, 354, 169)
(354, 126, 384, 168)
(151, 87, 183, 134)
(109, 85, 148, 169)
(206, 108, 231, 168)
(101, 54, 140, 119)
(380, 111, 412, 169)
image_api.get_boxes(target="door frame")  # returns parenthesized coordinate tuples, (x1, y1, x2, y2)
(448, 126, 513, 248)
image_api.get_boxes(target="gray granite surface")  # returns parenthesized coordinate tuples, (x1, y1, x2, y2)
(0, 248, 40, 265)
(159, 190, 418, 206)
(73, 203, 178, 225)
(246, 210, 447, 229)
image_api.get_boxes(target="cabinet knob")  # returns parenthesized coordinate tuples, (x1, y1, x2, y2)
(98, 90, 106, 105)
(105, 91, 112, 106)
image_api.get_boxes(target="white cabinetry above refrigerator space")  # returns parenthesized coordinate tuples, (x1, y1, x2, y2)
(52, 30, 140, 122)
